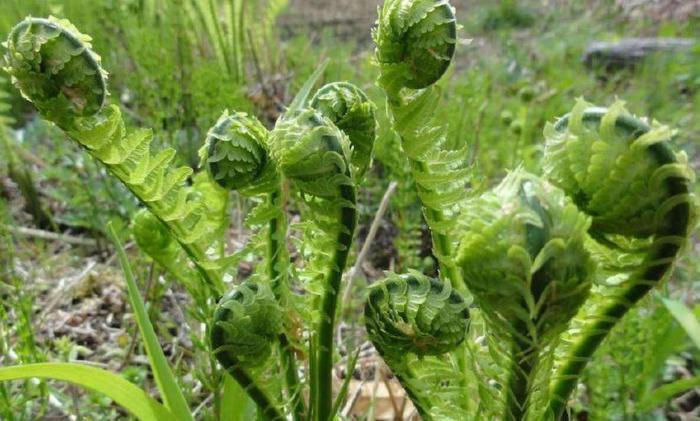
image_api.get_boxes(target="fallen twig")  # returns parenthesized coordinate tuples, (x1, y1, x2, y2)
(3, 225, 98, 247)
(342, 181, 398, 303)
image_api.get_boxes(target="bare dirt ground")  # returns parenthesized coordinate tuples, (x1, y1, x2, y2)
(283, 0, 700, 36)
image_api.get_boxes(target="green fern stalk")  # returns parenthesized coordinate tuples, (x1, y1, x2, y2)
(374, 0, 468, 291)
(543, 101, 696, 419)
(266, 189, 305, 421)
(269, 109, 358, 421)
(200, 110, 304, 419)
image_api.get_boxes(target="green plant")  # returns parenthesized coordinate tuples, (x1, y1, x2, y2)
(2, 15, 378, 421)
(366, 0, 697, 420)
(2, 2, 698, 420)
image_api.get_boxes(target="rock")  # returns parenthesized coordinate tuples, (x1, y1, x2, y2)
(582, 38, 696, 70)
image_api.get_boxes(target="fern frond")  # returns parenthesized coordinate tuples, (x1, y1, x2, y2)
(210, 280, 287, 420)
(374, 0, 457, 94)
(132, 208, 195, 281)
(364, 271, 469, 420)
(374, 0, 470, 292)
(543, 100, 697, 419)
(456, 169, 594, 420)
(3, 17, 230, 289)
(269, 107, 358, 420)
(310, 82, 377, 180)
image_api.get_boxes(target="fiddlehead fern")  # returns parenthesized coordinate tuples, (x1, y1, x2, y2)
(543, 100, 696, 419)
(4, 17, 229, 289)
(269, 108, 357, 420)
(200, 110, 277, 193)
(364, 271, 470, 419)
(374, 0, 457, 95)
(132, 208, 198, 287)
(210, 281, 286, 421)
(374, 0, 469, 291)
(456, 170, 594, 420)
(309, 82, 377, 180)
(200, 110, 305, 420)
(4, 17, 107, 124)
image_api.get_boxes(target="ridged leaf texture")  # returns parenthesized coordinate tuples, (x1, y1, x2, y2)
(543, 99, 696, 238)
(199, 110, 277, 192)
(366, 271, 469, 358)
(364, 271, 470, 419)
(456, 170, 595, 420)
(309, 81, 377, 179)
(374, 0, 457, 94)
(211, 281, 283, 368)
(457, 169, 594, 342)
(209, 280, 287, 420)
(3, 17, 108, 124)
(3, 17, 231, 287)
(543, 100, 697, 419)
(268, 108, 353, 199)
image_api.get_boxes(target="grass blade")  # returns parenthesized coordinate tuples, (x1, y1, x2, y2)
(659, 296, 700, 351)
(287, 59, 328, 114)
(639, 375, 700, 412)
(0, 362, 174, 421)
(108, 223, 193, 420)
(220, 372, 257, 421)
(330, 347, 361, 418)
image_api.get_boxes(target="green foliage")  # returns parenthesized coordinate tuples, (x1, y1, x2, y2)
(364, 271, 469, 419)
(211, 281, 283, 368)
(2, 1, 700, 420)
(270, 108, 352, 198)
(374, 0, 457, 93)
(543, 99, 695, 238)
(457, 170, 594, 342)
(365, 271, 469, 359)
(4, 17, 107, 122)
(310, 82, 377, 179)
(199, 110, 275, 192)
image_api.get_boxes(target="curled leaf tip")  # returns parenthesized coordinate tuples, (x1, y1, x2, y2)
(365, 271, 469, 360)
(544, 100, 696, 238)
(200, 110, 274, 192)
(210, 281, 282, 369)
(310, 82, 377, 179)
(268, 108, 353, 198)
(3, 16, 108, 122)
(374, 0, 458, 93)
(457, 170, 594, 340)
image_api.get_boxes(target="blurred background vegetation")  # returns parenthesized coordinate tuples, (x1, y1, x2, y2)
(0, 0, 698, 419)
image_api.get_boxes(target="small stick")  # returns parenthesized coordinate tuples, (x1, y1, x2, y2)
(3, 225, 98, 247)
(342, 181, 398, 303)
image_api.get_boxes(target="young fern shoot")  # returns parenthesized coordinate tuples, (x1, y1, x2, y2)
(200, 110, 304, 420)
(364, 271, 470, 420)
(456, 170, 594, 420)
(543, 100, 696, 419)
(3, 16, 227, 290)
(374, 0, 470, 291)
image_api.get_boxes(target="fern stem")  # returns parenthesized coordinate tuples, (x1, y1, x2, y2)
(266, 190, 305, 421)
(314, 183, 357, 421)
(546, 115, 693, 420)
(409, 158, 465, 292)
(505, 326, 538, 421)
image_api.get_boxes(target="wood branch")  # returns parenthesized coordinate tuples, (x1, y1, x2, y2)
(342, 181, 398, 303)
